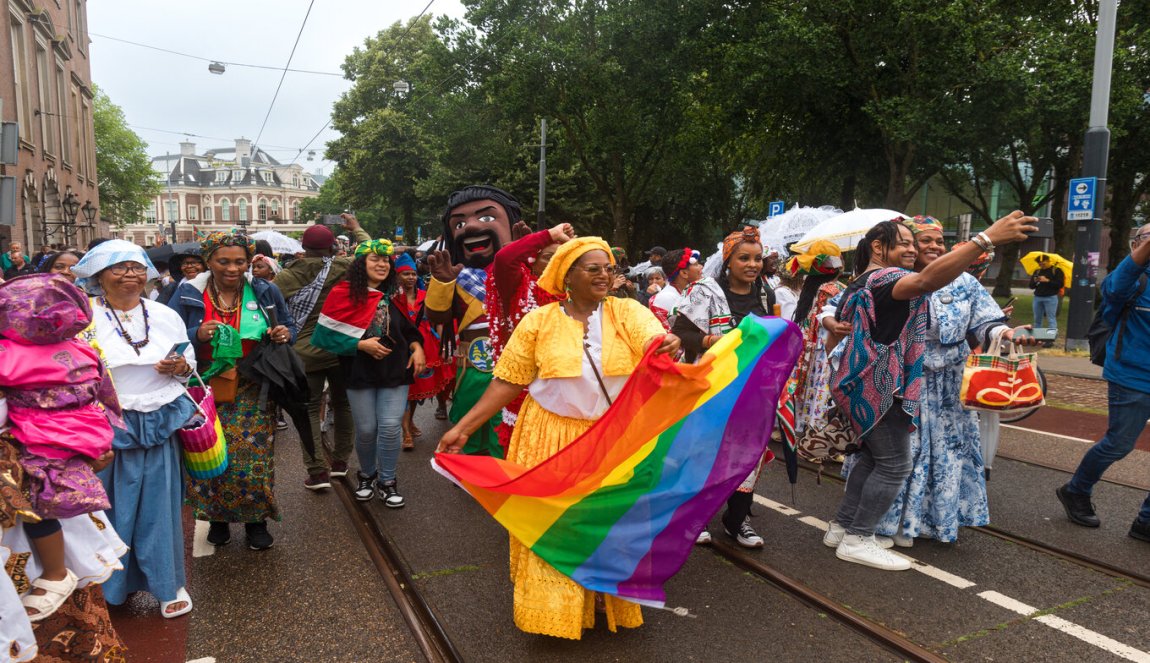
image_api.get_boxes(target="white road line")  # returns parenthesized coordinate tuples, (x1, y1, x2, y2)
(976, 590, 1037, 616)
(186, 658, 217, 663)
(757, 492, 1150, 660)
(191, 520, 215, 558)
(1034, 616, 1150, 663)
(753, 494, 801, 516)
(1001, 424, 1094, 444)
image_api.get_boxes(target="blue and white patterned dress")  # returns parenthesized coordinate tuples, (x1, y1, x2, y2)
(844, 272, 1007, 542)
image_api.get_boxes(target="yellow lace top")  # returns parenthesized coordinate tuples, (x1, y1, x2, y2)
(494, 297, 667, 386)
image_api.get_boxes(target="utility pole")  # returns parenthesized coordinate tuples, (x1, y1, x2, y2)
(1066, 0, 1117, 350)
(165, 152, 177, 243)
(536, 118, 547, 230)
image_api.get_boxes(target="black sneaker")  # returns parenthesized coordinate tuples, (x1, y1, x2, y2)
(1056, 484, 1101, 527)
(376, 480, 405, 508)
(354, 472, 376, 502)
(304, 471, 331, 491)
(245, 521, 274, 550)
(207, 521, 231, 546)
(1130, 518, 1150, 542)
(723, 516, 765, 548)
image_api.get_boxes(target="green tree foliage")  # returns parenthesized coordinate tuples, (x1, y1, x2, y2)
(93, 86, 160, 225)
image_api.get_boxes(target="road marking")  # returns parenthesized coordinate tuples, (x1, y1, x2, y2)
(1001, 424, 1094, 444)
(186, 659, 217, 663)
(757, 492, 1150, 661)
(192, 520, 215, 558)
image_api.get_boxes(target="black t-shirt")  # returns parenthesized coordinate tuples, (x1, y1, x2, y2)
(341, 295, 424, 389)
(1031, 267, 1064, 297)
(836, 269, 911, 345)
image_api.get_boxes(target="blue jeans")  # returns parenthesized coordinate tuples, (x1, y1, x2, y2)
(1067, 381, 1150, 523)
(347, 385, 409, 483)
(1033, 295, 1059, 329)
(834, 404, 913, 536)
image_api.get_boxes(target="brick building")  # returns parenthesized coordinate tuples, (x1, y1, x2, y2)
(117, 138, 322, 246)
(1, 0, 106, 251)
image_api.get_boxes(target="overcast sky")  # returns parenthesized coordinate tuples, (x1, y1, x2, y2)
(88, 0, 466, 175)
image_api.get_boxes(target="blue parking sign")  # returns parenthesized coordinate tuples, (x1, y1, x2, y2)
(1067, 178, 1096, 221)
(768, 201, 786, 217)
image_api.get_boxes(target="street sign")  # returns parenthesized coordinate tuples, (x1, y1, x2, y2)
(396, 226, 405, 242)
(1067, 177, 1097, 221)
(768, 201, 786, 217)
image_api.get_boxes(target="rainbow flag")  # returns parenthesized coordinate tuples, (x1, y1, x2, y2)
(433, 314, 801, 607)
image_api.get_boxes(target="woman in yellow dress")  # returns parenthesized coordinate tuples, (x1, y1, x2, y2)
(438, 237, 680, 639)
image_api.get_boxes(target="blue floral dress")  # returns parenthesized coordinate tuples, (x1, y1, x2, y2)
(846, 272, 1006, 542)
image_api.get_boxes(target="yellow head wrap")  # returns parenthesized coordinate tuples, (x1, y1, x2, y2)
(784, 239, 844, 276)
(354, 239, 395, 257)
(537, 236, 615, 297)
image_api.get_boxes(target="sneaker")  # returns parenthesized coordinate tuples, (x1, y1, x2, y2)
(892, 534, 914, 548)
(304, 471, 331, 491)
(276, 418, 288, 430)
(1130, 518, 1150, 542)
(724, 517, 764, 549)
(376, 480, 405, 508)
(695, 530, 712, 545)
(207, 521, 231, 546)
(1056, 484, 1100, 527)
(330, 461, 349, 478)
(245, 521, 273, 551)
(435, 404, 448, 420)
(836, 534, 911, 571)
(823, 522, 894, 549)
(354, 473, 376, 501)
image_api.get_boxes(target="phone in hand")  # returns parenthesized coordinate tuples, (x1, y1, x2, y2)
(322, 214, 344, 226)
(1014, 327, 1057, 341)
(1003, 296, 1017, 309)
(167, 341, 191, 359)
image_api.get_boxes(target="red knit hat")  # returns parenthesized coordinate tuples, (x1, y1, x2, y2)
(301, 224, 336, 250)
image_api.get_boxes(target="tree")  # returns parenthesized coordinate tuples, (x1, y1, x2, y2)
(92, 86, 159, 225)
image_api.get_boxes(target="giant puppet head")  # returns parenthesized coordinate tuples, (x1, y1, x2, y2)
(439, 185, 520, 269)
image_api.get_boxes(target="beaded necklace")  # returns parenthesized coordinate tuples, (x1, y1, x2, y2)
(100, 296, 151, 355)
(207, 278, 242, 328)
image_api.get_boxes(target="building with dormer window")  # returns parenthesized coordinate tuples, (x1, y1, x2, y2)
(118, 137, 322, 246)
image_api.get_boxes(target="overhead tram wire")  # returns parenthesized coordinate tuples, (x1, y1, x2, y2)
(89, 32, 343, 76)
(252, 0, 318, 150)
(284, 0, 437, 169)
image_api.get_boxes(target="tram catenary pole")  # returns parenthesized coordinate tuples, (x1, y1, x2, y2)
(1066, 0, 1118, 351)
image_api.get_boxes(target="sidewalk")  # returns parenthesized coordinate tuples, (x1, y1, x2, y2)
(1037, 353, 1102, 380)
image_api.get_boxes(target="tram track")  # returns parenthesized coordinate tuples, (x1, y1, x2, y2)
(331, 474, 464, 663)
(708, 538, 948, 663)
(792, 457, 1150, 591)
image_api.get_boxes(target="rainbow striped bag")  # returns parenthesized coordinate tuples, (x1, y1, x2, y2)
(177, 375, 228, 480)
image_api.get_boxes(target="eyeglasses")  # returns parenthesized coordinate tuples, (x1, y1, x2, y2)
(106, 262, 148, 276)
(572, 263, 614, 276)
(1130, 233, 1150, 248)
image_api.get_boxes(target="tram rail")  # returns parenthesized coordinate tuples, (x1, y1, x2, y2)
(331, 475, 464, 663)
(709, 539, 949, 663)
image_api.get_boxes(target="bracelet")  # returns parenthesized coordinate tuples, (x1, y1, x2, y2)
(977, 231, 995, 250)
(970, 234, 990, 252)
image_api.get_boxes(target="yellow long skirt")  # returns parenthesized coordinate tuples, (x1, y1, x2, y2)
(505, 395, 644, 640)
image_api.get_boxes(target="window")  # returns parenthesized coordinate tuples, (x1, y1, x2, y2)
(291, 202, 299, 220)
(81, 96, 94, 178)
(232, 169, 244, 182)
(238, 199, 248, 222)
(35, 42, 55, 156)
(10, 14, 33, 145)
(220, 199, 231, 221)
(55, 60, 69, 163)
(261, 171, 274, 184)
(144, 202, 157, 223)
(292, 173, 300, 188)
(270, 200, 280, 219)
(258, 199, 268, 221)
(74, 0, 86, 53)
(165, 200, 177, 221)
(215, 170, 227, 183)
(187, 205, 198, 221)
(203, 205, 214, 221)
(70, 84, 81, 171)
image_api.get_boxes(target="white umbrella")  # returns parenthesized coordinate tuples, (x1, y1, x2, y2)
(417, 239, 443, 252)
(759, 205, 844, 258)
(790, 208, 908, 253)
(251, 230, 304, 255)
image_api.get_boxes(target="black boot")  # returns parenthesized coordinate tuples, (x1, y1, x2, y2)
(245, 521, 274, 550)
(207, 521, 231, 546)
(1056, 485, 1100, 527)
(1129, 518, 1150, 542)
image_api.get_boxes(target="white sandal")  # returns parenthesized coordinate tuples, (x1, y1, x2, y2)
(22, 569, 78, 622)
(160, 587, 193, 619)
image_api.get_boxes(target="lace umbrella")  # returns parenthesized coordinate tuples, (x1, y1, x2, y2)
(758, 205, 843, 258)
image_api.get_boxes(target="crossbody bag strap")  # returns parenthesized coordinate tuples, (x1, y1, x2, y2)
(583, 341, 613, 406)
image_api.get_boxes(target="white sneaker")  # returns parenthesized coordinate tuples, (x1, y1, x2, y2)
(892, 534, 914, 548)
(836, 534, 912, 571)
(823, 522, 893, 549)
(695, 530, 712, 545)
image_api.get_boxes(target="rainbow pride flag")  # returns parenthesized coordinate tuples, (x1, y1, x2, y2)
(433, 314, 801, 607)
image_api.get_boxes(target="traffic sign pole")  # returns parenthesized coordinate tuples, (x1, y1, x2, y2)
(1065, 0, 1117, 351)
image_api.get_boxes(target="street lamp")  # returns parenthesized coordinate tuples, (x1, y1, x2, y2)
(61, 192, 80, 247)
(393, 80, 410, 96)
(209, 61, 226, 75)
(81, 200, 97, 228)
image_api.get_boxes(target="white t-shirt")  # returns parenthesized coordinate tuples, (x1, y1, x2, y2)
(528, 305, 626, 420)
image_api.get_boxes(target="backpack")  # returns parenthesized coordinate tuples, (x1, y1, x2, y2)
(1087, 273, 1149, 367)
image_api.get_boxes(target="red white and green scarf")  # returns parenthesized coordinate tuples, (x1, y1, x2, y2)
(311, 281, 383, 356)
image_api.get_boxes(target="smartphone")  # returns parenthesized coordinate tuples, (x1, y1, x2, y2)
(322, 214, 344, 226)
(1029, 217, 1055, 238)
(167, 341, 191, 359)
(1031, 327, 1058, 341)
(1003, 296, 1017, 309)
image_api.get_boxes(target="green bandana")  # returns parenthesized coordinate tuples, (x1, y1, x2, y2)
(202, 283, 269, 379)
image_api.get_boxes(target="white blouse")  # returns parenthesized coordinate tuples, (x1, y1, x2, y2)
(528, 305, 627, 420)
(90, 299, 197, 413)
